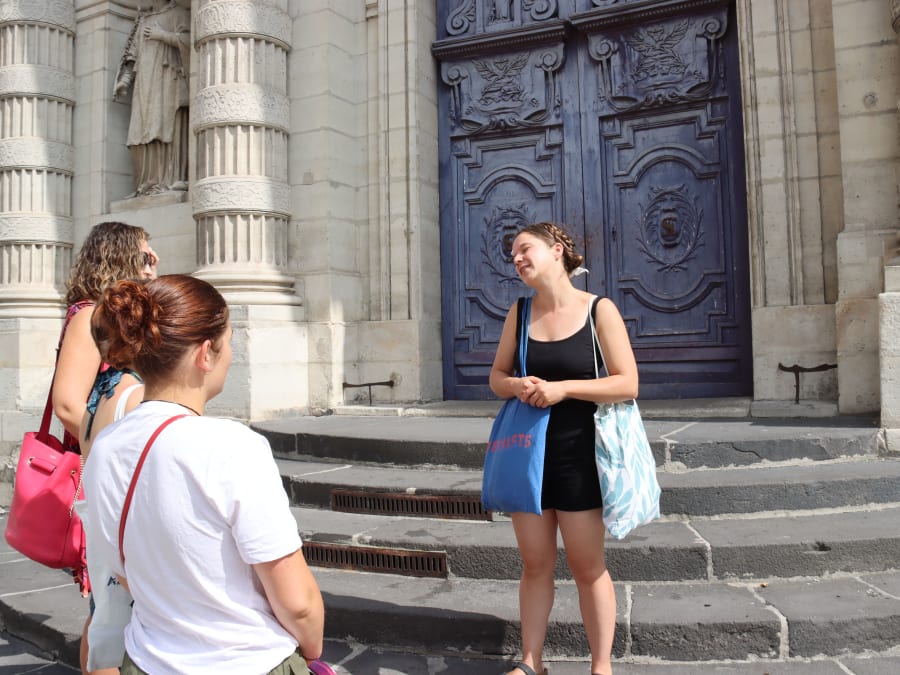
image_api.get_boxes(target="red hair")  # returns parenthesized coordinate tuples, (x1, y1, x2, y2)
(91, 275, 229, 384)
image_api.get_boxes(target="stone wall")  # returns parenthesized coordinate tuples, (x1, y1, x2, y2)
(739, 0, 899, 419)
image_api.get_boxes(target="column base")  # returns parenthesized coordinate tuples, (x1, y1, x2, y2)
(0, 290, 65, 319)
(879, 288, 900, 438)
(204, 303, 309, 422)
(194, 267, 302, 307)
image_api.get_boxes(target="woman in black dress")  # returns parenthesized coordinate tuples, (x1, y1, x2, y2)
(489, 223, 639, 675)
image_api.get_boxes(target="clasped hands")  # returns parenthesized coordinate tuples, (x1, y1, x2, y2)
(516, 376, 564, 408)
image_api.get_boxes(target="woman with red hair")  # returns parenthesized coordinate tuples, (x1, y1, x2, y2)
(84, 274, 324, 674)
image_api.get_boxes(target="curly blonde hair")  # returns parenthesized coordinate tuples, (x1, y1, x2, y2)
(64, 222, 149, 306)
(517, 222, 584, 274)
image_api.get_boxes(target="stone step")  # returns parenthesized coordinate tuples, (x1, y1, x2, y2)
(278, 455, 900, 517)
(291, 505, 900, 582)
(255, 415, 883, 470)
(313, 566, 900, 661)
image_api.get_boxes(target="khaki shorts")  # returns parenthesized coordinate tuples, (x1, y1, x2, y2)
(121, 649, 308, 674)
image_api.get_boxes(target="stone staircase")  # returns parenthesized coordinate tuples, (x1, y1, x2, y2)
(253, 409, 900, 666)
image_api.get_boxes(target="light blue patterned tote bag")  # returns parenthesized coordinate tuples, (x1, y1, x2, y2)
(589, 299, 661, 539)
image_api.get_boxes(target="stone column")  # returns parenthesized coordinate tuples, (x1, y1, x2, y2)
(0, 0, 75, 317)
(191, 0, 307, 420)
(881, 0, 900, 451)
(192, 0, 296, 306)
(0, 0, 75, 464)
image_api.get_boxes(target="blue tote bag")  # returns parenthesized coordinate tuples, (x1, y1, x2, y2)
(481, 298, 550, 515)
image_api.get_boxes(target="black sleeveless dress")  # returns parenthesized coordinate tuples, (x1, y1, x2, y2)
(516, 297, 604, 512)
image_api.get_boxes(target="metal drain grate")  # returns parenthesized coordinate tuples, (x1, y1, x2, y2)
(302, 541, 448, 578)
(330, 489, 491, 521)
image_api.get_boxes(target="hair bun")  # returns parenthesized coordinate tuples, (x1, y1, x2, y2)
(92, 280, 161, 369)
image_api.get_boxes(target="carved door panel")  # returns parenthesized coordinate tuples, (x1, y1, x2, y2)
(434, 13, 584, 399)
(575, 0, 752, 397)
(434, 0, 751, 399)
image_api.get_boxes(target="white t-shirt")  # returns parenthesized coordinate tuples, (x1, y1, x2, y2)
(84, 400, 302, 675)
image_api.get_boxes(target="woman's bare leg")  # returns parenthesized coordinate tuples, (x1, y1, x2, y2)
(507, 510, 558, 675)
(557, 509, 614, 675)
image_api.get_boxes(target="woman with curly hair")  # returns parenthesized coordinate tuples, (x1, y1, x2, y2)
(51, 221, 157, 674)
(53, 221, 158, 452)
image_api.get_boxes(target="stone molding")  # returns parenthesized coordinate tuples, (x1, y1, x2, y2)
(0, 66, 75, 103)
(193, 85, 290, 131)
(0, 214, 73, 242)
(0, 0, 76, 30)
(191, 178, 291, 217)
(195, 1, 291, 49)
(0, 139, 73, 172)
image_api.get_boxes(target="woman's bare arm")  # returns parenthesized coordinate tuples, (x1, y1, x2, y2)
(253, 549, 325, 661)
(52, 308, 102, 437)
(524, 298, 639, 407)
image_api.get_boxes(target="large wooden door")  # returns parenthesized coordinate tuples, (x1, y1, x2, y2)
(434, 0, 752, 399)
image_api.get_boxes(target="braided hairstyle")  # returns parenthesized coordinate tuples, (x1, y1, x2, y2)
(516, 222, 584, 274)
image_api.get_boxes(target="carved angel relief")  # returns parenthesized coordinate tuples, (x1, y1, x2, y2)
(626, 21, 689, 82)
(588, 13, 727, 114)
(442, 45, 564, 135)
(473, 53, 529, 105)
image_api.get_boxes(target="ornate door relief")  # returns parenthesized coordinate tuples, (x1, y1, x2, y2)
(434, 0, 752, 398)
(572, 0, 729, 114)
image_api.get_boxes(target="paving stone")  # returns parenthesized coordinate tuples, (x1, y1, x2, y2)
(695, 508, 900, 578)
(659, 457, 900, 515)
(629, 584, 780, 661)
(839, 654, 900, 675)
(758, 577, 900, 656)
(864, 570, 900, 597)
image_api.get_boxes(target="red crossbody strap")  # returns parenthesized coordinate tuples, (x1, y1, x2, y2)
(118, 414, 188, 566)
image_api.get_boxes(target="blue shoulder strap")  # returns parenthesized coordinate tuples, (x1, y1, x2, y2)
(519, 297, 531, 377)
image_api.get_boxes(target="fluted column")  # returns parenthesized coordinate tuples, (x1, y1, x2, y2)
(191, 0, 297, 305)
(0, 0, 75, 317)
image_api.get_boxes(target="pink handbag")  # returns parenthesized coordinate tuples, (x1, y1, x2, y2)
(5, 387, 86, 571)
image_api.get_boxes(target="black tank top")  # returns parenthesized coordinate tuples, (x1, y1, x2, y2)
(515, 297, 602, 441)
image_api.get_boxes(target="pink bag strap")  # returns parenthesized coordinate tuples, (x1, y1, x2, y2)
(41, 300, 94, 439)
(118, 415, 188, 566)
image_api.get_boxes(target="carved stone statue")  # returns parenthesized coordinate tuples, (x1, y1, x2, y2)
(114, 0, 191, 197)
